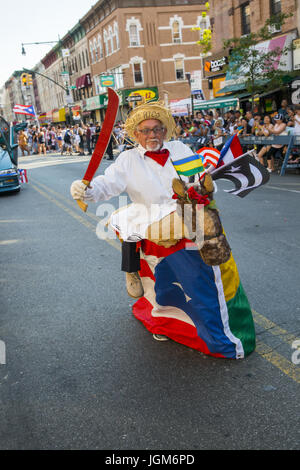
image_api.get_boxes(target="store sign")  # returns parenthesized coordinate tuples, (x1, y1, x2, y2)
(190, 71, 202, 92)
(293, 39, 300, 71)
(100, 75, 115, 87)
(123, 87, 158, 106)
(84, 96, 101, 111)
(205, 57, 227, 74)
(62, 49, 70, 58)
(126, 96, 143, 102)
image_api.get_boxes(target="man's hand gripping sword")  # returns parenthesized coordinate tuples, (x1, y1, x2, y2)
(75, 88, 119, 212)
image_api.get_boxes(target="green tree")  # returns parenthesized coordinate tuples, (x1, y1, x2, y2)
(223, 13, 294, 110)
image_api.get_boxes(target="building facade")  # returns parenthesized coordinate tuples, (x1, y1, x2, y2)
(78, 0, 210, 121)
(206, 0, 300, 105)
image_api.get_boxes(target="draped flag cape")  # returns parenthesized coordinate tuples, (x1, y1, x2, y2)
(132, 238, 256, 359)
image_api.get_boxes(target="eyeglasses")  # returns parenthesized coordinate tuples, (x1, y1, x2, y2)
(137, 127, 165, 136)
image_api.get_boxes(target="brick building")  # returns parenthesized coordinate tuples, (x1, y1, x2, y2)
(206, 0, 300, 107)
(80, 0, 210, 121)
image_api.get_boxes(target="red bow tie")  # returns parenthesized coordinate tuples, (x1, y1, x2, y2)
(145, 149, 170, 166)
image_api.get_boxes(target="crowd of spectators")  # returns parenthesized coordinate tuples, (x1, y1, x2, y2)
(174, 99, 300, 172)
(17, 98, 300, 171)
(17, 122, 127, 159)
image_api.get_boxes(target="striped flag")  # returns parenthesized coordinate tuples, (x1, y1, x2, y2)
(133, 239, 256, 359)
(217, 134, 243, 167)
(13, 104, 36, 117)
(172, 154, 205, 177)
(18, 169, 28, 183)
(196, 147, 221, 168)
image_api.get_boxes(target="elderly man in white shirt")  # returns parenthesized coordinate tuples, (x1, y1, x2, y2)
(71, 102, 194, 299)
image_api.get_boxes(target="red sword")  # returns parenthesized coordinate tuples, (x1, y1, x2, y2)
(77, 87, 119, 212)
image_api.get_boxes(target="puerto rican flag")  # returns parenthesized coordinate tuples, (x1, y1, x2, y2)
(132, 239, 256, 359)
(18, 169, 28, 183)
(13, 104, 36, 117)
(216, 134, 243, 167)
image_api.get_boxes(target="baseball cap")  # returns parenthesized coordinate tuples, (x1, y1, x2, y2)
(274, 114, 283, 121)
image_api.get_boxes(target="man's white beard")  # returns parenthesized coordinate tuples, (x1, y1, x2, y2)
(145, 140, 161, 151)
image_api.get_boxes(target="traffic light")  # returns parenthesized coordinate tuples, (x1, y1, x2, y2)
(21, 73, 28, 86)
(27, 74, 33, 86)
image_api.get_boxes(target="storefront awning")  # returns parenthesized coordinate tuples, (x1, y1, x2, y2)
(216, 82, 246, 96)
(194, 97, 239, 110)
(76, 73, 92, 89)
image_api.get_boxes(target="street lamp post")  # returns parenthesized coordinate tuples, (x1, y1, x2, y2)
(21, 39, 73, 125)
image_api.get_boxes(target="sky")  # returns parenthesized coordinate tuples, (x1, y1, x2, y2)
(0, 0, 97, 89)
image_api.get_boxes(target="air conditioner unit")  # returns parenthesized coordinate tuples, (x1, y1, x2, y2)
(268, 24, 282, 34)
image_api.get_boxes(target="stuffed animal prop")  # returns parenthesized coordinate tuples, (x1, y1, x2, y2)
(146, 173, 231, 266)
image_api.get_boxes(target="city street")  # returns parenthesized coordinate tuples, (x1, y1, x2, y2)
(0, 152, 299, 450)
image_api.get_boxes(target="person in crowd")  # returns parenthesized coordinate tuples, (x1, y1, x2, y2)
(56, 126, 63, 150)
(78, 127, 85, 156)
(245, 110, 255, 128)
(38, 128, 47, 155)
(265, 114, 287, 172)
(278, 99, 289, 120)
(255, 114, 274, 166)
(86, 124, 92, 155)
(18, 129, 30, 156)
(212, 119, 225, 151)
(62, 126, 73, 155)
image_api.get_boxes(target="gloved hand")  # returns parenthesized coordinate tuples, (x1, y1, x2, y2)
(70, 180, 87, 200)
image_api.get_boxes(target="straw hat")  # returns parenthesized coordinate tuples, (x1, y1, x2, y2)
(125, 101, 176, 142)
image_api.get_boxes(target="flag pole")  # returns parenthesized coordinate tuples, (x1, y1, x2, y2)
(33, 105, 40, 131)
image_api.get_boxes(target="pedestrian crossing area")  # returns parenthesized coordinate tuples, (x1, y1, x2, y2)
(19, 151, 119, 170)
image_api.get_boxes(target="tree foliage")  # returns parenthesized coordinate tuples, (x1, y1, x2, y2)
(223, 13, 294, 99)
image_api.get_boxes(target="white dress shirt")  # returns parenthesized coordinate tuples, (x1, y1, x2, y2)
(85, 140, 194, 240)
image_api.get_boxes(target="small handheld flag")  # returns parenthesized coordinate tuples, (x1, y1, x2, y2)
(196, 147, 221, 168)
(217, 134, 243, 167)
(172, 154, 205, 177)
(18, 169, 28, 184)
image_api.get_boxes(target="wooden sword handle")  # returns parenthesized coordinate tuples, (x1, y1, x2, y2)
(76, 179, 90, 212)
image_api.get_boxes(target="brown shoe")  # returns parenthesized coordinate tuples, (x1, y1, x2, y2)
(126, 272, 144, 299)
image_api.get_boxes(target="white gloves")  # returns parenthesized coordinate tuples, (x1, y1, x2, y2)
(70, 180, 88, 200)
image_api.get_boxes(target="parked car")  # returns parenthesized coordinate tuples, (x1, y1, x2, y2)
(0, 117, 26, 193)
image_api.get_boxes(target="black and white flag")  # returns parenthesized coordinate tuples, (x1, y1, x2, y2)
(211, 153, 270, 198)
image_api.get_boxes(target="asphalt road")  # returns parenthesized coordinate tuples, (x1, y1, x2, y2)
(0, 152, 299, 450)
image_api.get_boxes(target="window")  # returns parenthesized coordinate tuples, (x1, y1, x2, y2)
(197, 14, 211, 40)
(126, 18, 142, 47)
(270, 0, 281, 16)
(94, 38, 99, 61)
(86, 49, 89, 67)
(104, 30, 109, 55)
(129, 25, 139, 46)
(108, 26, 114, 53)
(172, 20, 181, 44)
(89, 41, 94, 64)
(241, 3, 251, 35)
(175, 57, 184, 81)
(113, 22, 120, 51)
(111, 66, 124, 89)
(82, 50, 86, 69)
(132, 62, 143, 84)
(98, 34, 103, 59)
